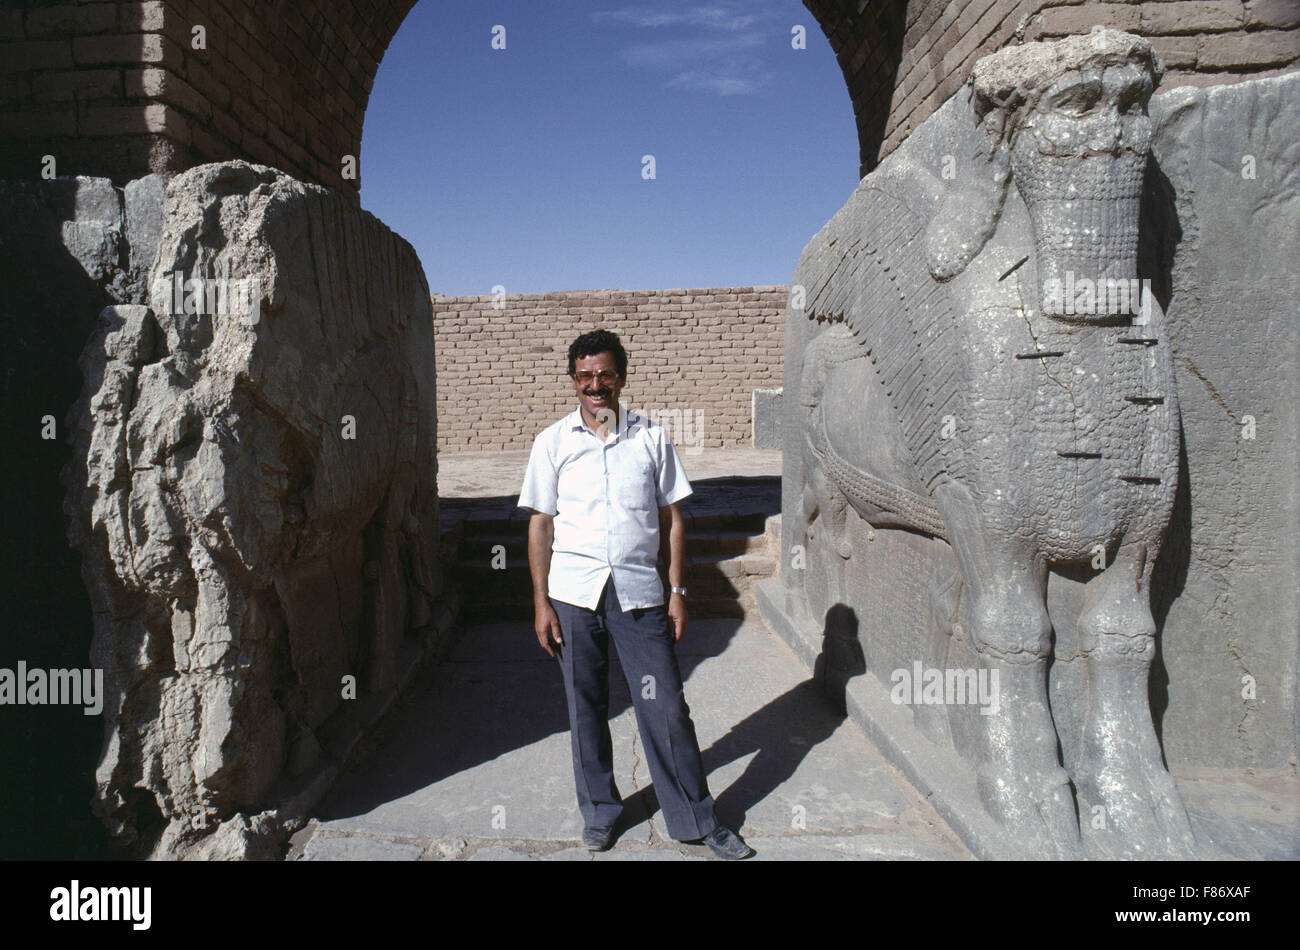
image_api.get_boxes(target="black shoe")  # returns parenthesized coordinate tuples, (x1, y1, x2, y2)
(701, 825, 755, 860)
(583, 826, 614, 852)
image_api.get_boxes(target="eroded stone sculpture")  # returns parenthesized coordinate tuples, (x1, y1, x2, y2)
(66, 162, 441, 857)
(781, 30, 1196, 858)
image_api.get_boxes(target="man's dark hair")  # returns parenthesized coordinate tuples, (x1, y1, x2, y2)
(567, 329, 628, 378)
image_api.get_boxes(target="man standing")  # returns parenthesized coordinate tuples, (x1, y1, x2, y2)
(518, 329, 753, 860)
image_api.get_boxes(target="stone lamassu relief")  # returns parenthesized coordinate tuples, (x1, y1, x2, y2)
(783, 30, 1196, 858)
(66, 162, 441, 857)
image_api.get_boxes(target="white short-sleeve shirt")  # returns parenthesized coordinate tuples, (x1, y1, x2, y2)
(518, 405, 692, 611)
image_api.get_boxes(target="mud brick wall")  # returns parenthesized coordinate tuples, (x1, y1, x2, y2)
(432, 287, 787, 453)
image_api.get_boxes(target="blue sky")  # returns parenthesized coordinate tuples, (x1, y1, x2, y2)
(359, 1, 860, 296)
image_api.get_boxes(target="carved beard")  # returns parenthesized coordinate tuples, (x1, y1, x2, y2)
(1012, 133, 1147, 320)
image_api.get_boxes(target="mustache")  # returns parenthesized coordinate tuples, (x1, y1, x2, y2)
(583, 390, 612, 398)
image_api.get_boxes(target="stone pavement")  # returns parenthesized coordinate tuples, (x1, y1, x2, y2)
(292, 612, 973, 861)
(291, 447, 968, 861)
(289, 447, 1298, 861)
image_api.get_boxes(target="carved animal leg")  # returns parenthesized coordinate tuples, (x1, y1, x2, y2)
(1074, 544, 1197, 857)
(914, 549, 962, 749)
(965, 586, 1082, 858)
(799, 470, 817, 550)
(799, 464, 825, 584)
(797, 463, 833, 615)
(826, 485, 853, 560)
(938, 492, 1081, 858)
(804, 455, 852, 561)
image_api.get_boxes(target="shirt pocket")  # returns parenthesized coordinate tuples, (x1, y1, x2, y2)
(615, 457, 657, 512)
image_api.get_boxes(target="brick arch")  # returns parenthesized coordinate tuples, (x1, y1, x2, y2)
(0, 0, 908, 190)
(1, 1, 1295, 189)
(0, 0, 420, 191)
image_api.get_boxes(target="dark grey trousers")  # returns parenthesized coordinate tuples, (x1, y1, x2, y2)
(550, 576, 718, 841)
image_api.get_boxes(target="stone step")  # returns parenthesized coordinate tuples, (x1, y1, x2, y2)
(455, 527, 771, 559)
(440, 491, 781, 622)
(452, 556, 776, 586)
(457, 592, 756, 624)
(450, 529, 778, 575)
(450, 555, 775, 621)
(441, 508, 771, 538)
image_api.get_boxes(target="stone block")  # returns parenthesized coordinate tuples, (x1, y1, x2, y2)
(1148, 35, 1200, 69)
(1196, 30, 1299, 68)
(1159, 68, 1229, 89)
(77, 101, 180, 137)
(32, 68, 121, 101)
(0, 106, 75, 137)
(770, 29, 1297, 863)
(73, 33, 152, 65)
(181, 59, 232, 111)
(1139, 1, 1246, 35)
(302, 834, 423, 861)
(125, 67, 211, 120)
(752, 389, 784, 449)
(0, 40, 74, 72)
(1034, 3, 1143, 38)
(29, 175, 125, 283)
(25, 3, 118, 37)
(1243, 0, 1300, 28)
(121, 1, 168, 33)
(123, 172, 164, 285)
(67, 161, 443, 858)
(1143, 72, 1299, 769)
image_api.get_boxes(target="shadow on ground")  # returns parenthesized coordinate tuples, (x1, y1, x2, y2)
(315, 597, 881, 855)
(315, 617, 748, 823)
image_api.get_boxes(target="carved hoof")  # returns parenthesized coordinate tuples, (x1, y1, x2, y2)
(1077, 760, 1199, 859)
(978, 762, 1084, 860)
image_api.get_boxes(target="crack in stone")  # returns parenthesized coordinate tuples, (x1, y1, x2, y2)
(1178, 357, 1240, 426)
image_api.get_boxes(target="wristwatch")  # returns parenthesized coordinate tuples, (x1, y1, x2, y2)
(670, 586, 688, 597)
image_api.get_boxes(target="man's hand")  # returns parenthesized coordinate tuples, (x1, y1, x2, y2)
(527, 512, 562, 656)
(535, 600, 564, 657)
(660, 502, 688, 643)
(668, 591, 688, 643)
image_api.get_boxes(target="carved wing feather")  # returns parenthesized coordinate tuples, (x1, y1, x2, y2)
(799, 184, 960, 493)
